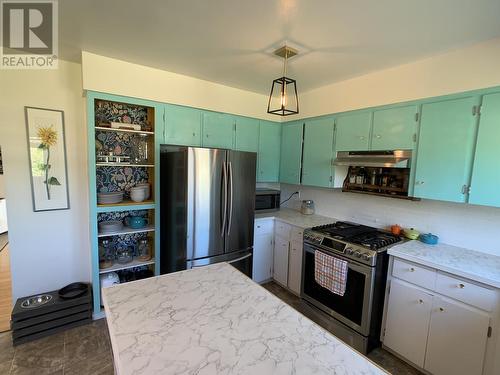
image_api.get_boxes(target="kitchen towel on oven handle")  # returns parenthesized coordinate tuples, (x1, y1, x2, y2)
(314, 250, 348, 296)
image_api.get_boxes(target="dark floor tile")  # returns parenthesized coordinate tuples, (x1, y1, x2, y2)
(10, 354, 63, 375)
(63, 350, 114, 375)
(0, 331, 15, 363)
(64, 332, 111, 367)
(368, 348, 423, 375)
(64, 319, 108, 343)
(0, 359, 12, 374)
(14, 333, 64, 359)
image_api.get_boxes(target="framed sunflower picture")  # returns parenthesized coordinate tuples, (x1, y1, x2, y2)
(25, 107, 70, 211)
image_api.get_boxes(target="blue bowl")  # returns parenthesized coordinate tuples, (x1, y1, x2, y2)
(419, 233, 439, 245)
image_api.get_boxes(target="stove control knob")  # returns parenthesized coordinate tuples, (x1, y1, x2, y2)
(353, 250, 362, 258)
(362, 253, 372, 261)
(345, 247, 354, 255)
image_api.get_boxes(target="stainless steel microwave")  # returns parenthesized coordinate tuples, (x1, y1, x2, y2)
(255, 189, 280, 212)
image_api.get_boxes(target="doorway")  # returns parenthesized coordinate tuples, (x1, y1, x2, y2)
(0, 145, 12, 332)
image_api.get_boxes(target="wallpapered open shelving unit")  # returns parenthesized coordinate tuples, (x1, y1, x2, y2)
(86, 91, 162, 317)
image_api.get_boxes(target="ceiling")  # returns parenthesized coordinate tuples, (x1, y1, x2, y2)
(59, 0, 500, 94)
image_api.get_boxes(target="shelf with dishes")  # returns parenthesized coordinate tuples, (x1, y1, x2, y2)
(99, 258, 156, 274)
(98, 223, 155, 237)
(91, 94, 159, 316)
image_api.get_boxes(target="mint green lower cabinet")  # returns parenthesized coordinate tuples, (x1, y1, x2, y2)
(372, 105, 417, 150)
(335, 112, 372, 151)
(234, 116, 259, 152)
(257, 120, 281, 182)
(414, 97, 479, 203)
(202, 112, 234, 149)
(302, 118, 335, 187)
(469, 93, 500, 207)
(280, 121, 303, 184)
(164, 104, 201, 146)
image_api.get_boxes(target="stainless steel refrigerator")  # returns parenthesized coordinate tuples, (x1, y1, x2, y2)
(160, 146, 256, 277)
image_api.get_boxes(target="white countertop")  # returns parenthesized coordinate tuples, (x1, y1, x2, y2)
(103, 263, 386, 375)
(255, 208, 335, 228)
(388, 240, 500, 288)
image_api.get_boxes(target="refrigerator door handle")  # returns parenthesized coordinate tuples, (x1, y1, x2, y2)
(227, 252, 252, 264)
(227, 161, 234, 235)
(221, 161, 228, 237)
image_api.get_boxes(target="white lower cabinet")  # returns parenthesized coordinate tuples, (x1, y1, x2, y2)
(383, 257, 495, 375)
(425, 296, 490, 375)
(271, 221, 304, 294)
(288, 230, 304, 295)
(384, 280, 433, 368)
(273, 234, 289, 286)
(253, 233, 273, 283)
(253, 219, 274, 283)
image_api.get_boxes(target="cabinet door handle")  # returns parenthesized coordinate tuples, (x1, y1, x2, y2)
(193, 132, 196, 137)
(439, 307, 445, 312)
(358, 136, 365, 140)
(458, 283, 465, 289)
(418, 299, 424, 304)
(409, 267, 415, 272)
(375, 134, 381, 139)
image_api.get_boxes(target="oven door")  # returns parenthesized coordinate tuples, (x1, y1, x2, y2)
(301, 243, 375, 336)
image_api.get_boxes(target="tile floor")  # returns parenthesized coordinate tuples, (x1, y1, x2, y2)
(0, 281, 422, 375)
(0, 319, 113, 375)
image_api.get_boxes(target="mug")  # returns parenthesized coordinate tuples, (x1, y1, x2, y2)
(125, 216, 148, 229)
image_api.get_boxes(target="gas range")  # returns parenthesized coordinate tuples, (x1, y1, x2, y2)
(304, 221, 402, 267)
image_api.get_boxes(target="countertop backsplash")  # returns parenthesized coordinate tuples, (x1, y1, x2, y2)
(280, 184, 500, 257)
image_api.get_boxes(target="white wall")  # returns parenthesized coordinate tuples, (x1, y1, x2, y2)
(281, 184, 500, 256)
(82, 51, 277, 121)
(0, 60, 90, 300)
(288, 38, 500, 119)
(0, 175, 5, 198)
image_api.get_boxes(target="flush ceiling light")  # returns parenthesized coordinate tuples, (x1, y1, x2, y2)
(267, 45, 299, 116)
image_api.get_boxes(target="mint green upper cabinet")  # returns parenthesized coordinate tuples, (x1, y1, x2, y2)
(469, 93, 500, 207)
(202, 112, 234, 149)
(257, 120, 281, 182)
(234, 116, 259, 152)
(335, 112, 372, 151)
(372, 105, 417, 150)
(280, 121, 303, 184)
(164, 104, 201, 146)
(414, 97, 479, 203)
(302, 118, 335, 188)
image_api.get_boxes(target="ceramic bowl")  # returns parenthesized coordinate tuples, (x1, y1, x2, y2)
(130, 189, 146, 202)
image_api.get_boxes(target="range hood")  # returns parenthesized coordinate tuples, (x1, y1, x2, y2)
(333, 150, 412, 168)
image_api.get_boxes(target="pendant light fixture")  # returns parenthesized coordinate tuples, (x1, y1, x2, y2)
(267, 45, 299, 116)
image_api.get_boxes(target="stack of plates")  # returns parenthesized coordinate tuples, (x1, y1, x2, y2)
(97, 191, 124, 204)
(99, 220, 124, 234)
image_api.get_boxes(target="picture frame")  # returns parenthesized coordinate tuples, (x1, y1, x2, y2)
(25, 107, 70, 211)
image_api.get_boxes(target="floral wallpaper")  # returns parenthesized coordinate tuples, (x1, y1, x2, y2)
(96, 166, 149, 198)
(95, 100, 150, 129)
(95, 130, 135, 156)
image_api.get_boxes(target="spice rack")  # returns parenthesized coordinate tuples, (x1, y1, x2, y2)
(87, 92, 162, 317)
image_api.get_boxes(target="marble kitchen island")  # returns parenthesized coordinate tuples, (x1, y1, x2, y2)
(102, 263, 386, 375)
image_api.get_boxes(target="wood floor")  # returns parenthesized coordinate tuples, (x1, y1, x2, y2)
(0, 242, 12, 332)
